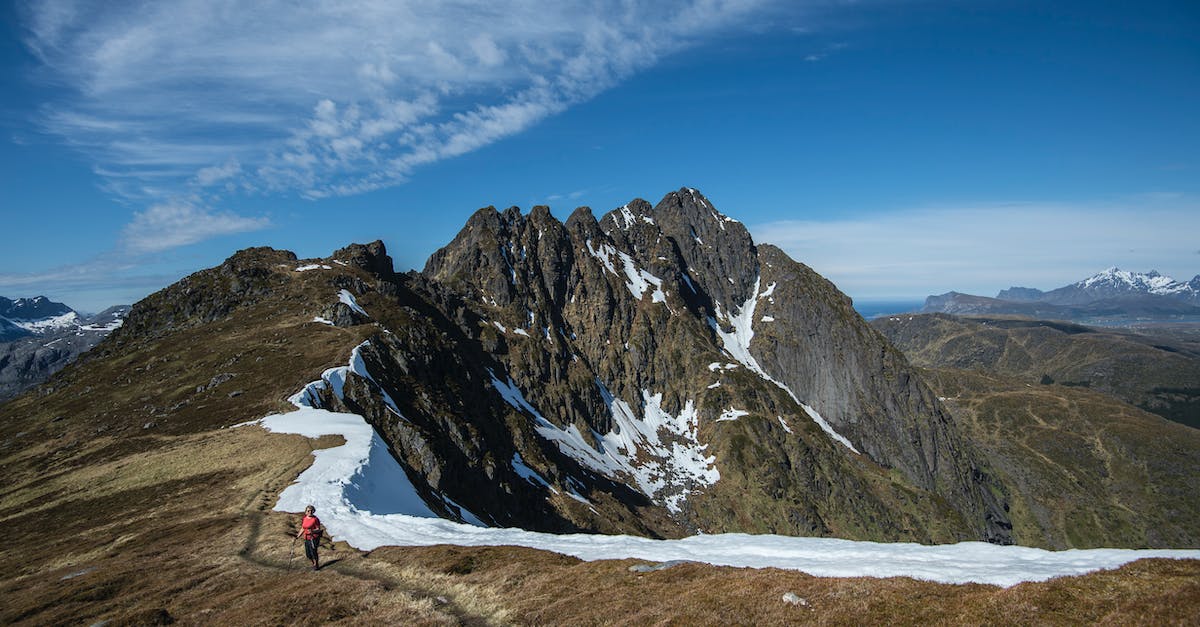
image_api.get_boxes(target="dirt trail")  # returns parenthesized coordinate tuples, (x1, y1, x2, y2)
(230, 435, 498, 626)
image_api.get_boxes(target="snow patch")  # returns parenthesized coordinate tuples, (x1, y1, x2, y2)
(717, 408, 749, 422)
(490, 372, 718, 513)
(778, 416, 793, 434)
(681, 273, 697, 294)
(512, 452, 557, 493)
(800, 404, 855, 451)
(12, 311, 79, 333)
(586, 239, 668, 303)
(618, 204, 635, 228)
(295, 264, 332, 272)
(338, 290, 368, 317)
(79, 317, 124, 332)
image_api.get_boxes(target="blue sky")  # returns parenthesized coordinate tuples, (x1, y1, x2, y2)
(1, 0, 1198, 312)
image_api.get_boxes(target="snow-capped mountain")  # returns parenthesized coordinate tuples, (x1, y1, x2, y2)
(0, 296, 80, 338)
(1072, 267, 1195, 298)
(939, 267, 1200, 319)
(0, 299, 129, 401)
(0, 295, 73, 320)
(999, 268, 1200, 307)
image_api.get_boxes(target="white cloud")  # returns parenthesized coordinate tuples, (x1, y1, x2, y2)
(121, 202, 270, 255)
(195, 158, 241, 186)
(752, 199, 1200, 298)
(470, 34, 506, 67)
(24, 1, 770, 206)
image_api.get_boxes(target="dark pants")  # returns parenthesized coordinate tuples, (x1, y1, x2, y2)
(304, 538, 320, 562)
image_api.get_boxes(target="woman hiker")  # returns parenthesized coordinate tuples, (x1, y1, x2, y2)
(297, 505, 327, 571)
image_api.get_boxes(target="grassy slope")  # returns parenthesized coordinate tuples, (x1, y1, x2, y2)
(2, 253, 1198, 624)
(924, 368, 1200, 550)
(872, 314, 1200, 428)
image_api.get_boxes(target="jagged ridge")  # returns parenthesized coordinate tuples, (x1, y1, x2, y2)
(23, 188, 1015, 543)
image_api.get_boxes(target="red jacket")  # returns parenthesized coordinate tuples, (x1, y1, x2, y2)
(301, 514, 322, 540)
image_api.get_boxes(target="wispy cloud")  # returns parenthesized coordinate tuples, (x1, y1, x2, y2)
(803, 41, 848, 62)
(752, 197, 1200, 298)
(23, 1, 770, 207)
(0, 255, 180, 312)
(13, 1, 786, 307)
(120, 201, 271, 255)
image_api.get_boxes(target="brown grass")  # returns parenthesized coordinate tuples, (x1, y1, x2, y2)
(376, 545, 1200, 626)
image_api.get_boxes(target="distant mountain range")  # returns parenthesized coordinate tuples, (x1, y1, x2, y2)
(0, 296, 129, 402)
(923, 268, 1200, 321)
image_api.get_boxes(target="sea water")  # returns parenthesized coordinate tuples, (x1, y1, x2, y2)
(852, 300, 925, 320)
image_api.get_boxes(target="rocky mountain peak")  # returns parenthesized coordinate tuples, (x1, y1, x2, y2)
(598, 198, 654, 232)
(406, 188, 1012, 541)
(648, 188, 758, 313)
(528, 204, 555, 224)
(995, 286, 1045, 301)
(333, 240, 394, 278)
(38, 187, 1011, 543)
(564, 206, 599, 233)
(0, 295, 73, 321)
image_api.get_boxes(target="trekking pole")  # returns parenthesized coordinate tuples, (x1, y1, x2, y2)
(289, 536, 297, 565)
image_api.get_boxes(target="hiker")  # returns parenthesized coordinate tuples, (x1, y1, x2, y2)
(296, 505, 327, 571)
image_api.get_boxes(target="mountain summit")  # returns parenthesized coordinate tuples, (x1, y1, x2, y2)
(72, 187, 1010, 543)
(0, 296, 77, 339)
(1035, 267, 1199, 305)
